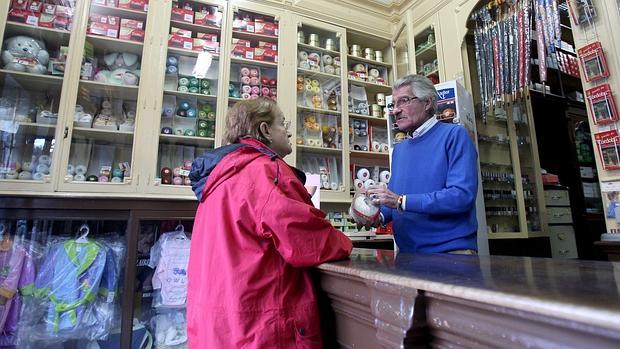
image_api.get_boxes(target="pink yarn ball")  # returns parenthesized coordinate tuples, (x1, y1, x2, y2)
(250, 93, 259, 99)
(242, 85, 252, 93)
(173, 176, 183, 185)
(249, 77, 259, 86)
(250, 68, 259, 77)
(261, 87, 270, 96)
(242, 92, 251, 99)
(241, 76, 251, 84)
(251, 86, 260, 94)
(240, 67, 250, 76)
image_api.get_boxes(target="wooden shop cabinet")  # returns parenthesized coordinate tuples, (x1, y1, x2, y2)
(412, 14, 444, 85)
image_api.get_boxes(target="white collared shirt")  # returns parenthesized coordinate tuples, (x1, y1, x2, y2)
(409, 116, 438, 140)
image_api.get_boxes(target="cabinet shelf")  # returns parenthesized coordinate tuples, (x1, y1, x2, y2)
(0, 69, 64, 91)
(426, 69, 439, 77)
(297, 106, 341, 115)
(228, 97, 244, 103)
(90, 4, 148, 20)
(159, 134, 215, 147)
(86, 35, 144, 56)
(72, 127, 134, 144)
(350, 150, 389, 160)
(297, 68, 339, 80)
(349, 113, 387, 126)
(8, 122, 56, 136)
(231, 57, 277, 68)
(414, 43, 436, 62)
(168, 47, 220, 59)
(298, 43, 340, 56)
(232, 30, 278, 43)
(347, 55, 391, 68)
(5, 21, 71, 45)
(79, 80, 140, 99)
(164, 90, 217, 102)
(348, 79, 391, 94)
(296, 145, 342, 155)
(170, 20, 221, 35)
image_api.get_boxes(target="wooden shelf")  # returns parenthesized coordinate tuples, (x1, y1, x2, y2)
(164, 90, 217, 102)
(0, 69, 64, 92)
(72, 127, 134, 144)
(232, 30, 278, 43)
(298, 43, 340, 56)
(297, 106, 341, 115)
(350, 150, 389, 160)
(231, 57, 277, 68)
(348, 79, 392, 94)
(86, 35, 144, 56)
(349, 113, 388, 126)
(415, 43, 437, 62)
(170, 20, 221, 35)
(5, 21, 71, 46)
(168, 47, 220, 59)
(159, 134, 215, 147)
(90, 4, 148, 20)
(347, 55, 392, 68)
(9, 122, 57, 136)
(296, 145, 342, 155)
(297, 68, 340, 80)
(425, 69, 439, 77)
(79, 80, 140, 99)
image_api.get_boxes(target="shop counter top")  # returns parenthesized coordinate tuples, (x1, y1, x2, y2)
(315, 248, 620, 348)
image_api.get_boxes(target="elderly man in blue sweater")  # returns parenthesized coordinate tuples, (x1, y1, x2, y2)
(364, 74, 478, 254)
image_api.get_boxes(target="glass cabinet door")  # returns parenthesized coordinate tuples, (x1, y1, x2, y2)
(0, 215, 128, 348)
(477, 107, 522, 235)
(0, 1, 77, 190)
(392, 23, 409, 79)
(154, 0, 224, 191)
(413, 24, 439, 84)
(64, 1, 149, 191)
(295, 20, 347, 201)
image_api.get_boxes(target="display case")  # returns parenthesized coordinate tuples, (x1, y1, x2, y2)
(0, 0, 78, 192)
(392, 23, 410, 79)
(413, 20, 440, 84)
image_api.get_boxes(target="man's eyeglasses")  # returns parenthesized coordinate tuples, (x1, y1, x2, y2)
(387, 96, 419, 111)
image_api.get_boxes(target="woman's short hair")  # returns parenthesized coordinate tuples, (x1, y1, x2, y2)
(224, 98, 282, 144)
(393, 74, 438, 116)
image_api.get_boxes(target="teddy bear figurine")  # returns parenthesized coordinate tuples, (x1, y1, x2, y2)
(2, 36, 49, 74)
(312, 94, 322, 109)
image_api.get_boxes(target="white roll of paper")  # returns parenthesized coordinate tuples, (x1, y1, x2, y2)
(379, 170, 391, 183)
(356, 168, 370, 180)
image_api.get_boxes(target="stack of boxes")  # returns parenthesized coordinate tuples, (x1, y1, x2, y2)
(168, 1, 222, 53)
(8, 0, 74, 31)
(88, 1, 147, 42)
(168, 27, 220, 54)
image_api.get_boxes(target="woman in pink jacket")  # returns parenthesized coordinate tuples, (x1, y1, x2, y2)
(188, 98, 353, 348)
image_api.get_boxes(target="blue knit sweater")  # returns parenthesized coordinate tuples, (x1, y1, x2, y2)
(382, 122, 478, 253)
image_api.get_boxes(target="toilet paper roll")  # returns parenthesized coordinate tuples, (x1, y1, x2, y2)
(354, 179, 364, 190)
(379, 170, 391, 183)
(372, 141, 380, 152)
(32, 172, 45, 181)
(36, 164, 49, 175)
(356, 168, 370, 180)
(75, 165, 87, 175)
(74, 174, 86, 181)
(363, 179, 375, 189)
(67, 164, 75, 175)
(322, 181, 330, 189)
(38, 155, 51, 166)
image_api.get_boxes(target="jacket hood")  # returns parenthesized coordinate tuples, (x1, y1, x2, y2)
(189, 138, 278, 201)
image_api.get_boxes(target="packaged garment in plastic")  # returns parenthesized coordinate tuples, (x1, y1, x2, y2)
(151, 310, 187, 349)
(150, 230, 190, 308)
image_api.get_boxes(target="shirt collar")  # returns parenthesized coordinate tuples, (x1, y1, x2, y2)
(409, 116, 438, 140)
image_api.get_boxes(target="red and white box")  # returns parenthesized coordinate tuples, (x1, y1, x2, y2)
(7, 9, 37, 25)
(258, 41, 277, 51)
(595, 130, 620, 170)
(121, 18, 143, 29)
(255, 18, 277, 36)
(192, 39, 219, 53)
(42, 4, 56, 15)
(232, 38, 251, 47)
(120, 25, 144, 42)
(28, 1, 43, 12)
(233, 14, 254, 32)
(232, 45, 254, 60)
(55, 5, 72, 18)
(119, 0, 148, 12)
(10, 0, 28, 10)
(194, 6, 222, 27)
(586, 84, 619, 125)
(168, 34, 193, 50)
(89, 14, 119, 38)
(197, 33, 218, 41)
(90, 14, 119, 25)
(254, 47, 278, 63)
(578, 41, 610, 83)
(171, 27, 191, 38)
(39, 13, 55, 28)
(54, 16, 70, 30)
(171, 7, 193, 23)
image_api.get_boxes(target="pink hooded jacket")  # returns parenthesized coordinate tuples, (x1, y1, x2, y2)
(187, 138, 352, 348)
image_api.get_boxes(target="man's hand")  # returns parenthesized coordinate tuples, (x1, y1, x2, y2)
(366, 184, 399, 208)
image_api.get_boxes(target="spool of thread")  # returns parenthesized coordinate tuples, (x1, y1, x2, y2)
(167, 56, 178, 66)
(322, 181, 330, 189)
(201, 79, 210, 89)
(38, 155, 51, 166)
(356, 168, 370, 181)
(186, 108, 197, 118)
(379, 170, 391, 183)
(173, 167, 182, 177)
(161, 167, 172, 184)
(67, 164, 75, 175)
(184, 129, 196, 136)
(74, 174, 86, 181)
(111, 176, 122, 183)
(381, 143, 389, 152)
(188, 87, 199, 94)
(298, 51, 308, 60)
(250, 93, 259, 99)
(261, 87, 270, 96)
(161, 127, 173, 134)
(241, 93, 251, 99)
(86, 175, 98, 182)
(198, 110, 207, 119)
(112, 168, 124, 178)
(75, 165, 87, 175)
(189, 78, 199, 87)
(376, 93, 386, 106)
(177, 86, 189, 92)
(166, 65, 178, 74)
(207, 112, 215, 120)
(184, 177, 191, 186)
(308, 33, 320, 47)
(372, 141, 380, 152)
(363, 48, 374, 60)
(242, 85, 252, 93)
(32, 172, 45, 181)
(350, 44, 361, 56)
(330, 182, 338, 190)
(5, 171, 18, 179)
(178, 77, 190, 86)
(371, 104, 382, 118)
(98, 175, 109, 182)
(354, 179, 364, 190)
(320, 174, 329, 181)
(173, 176, 183, 185)
(251, 86, 260, 94)
(197, 129, 208, 137)
(374, 51, 383, 62)
(325, 38, 335, 51)
(363, 179, 375, 189)
(179, 101, 191, 111)
(177, 110, 186, 117)
(240, 67, 250, 76)
(241, 76, 251, 85)
(198, 120, 208, 129)
(297, 31, 305, 44)
(36, 163, 49, 174)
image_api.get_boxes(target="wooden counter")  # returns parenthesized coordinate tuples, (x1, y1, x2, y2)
(315, 248, 620, 348)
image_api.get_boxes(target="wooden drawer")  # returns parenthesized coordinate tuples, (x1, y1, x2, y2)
(549, 226, 578, 258)
(546, 207, 573, 224)
(544, 190, 570, 206)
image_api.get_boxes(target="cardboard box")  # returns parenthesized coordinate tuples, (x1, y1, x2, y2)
(90, 14, 119, 25)
(11, 0, 28, 10)
(168, 34, 193, 50)
(192, 39, 219, 53)
(120, 27, 145, 42)
(258, 41, 277, 50)
(119, 0, 148, 11)
(55, 5, 72, 18)
(194, 9, 222, 27)
(28, 1, 43, 13)
(254, 47, 277, 62)
(254, 18, 277, 36)
(171, 27, 191, 38)
(42, 4, 56, 15)
(232, 38, 251, 47)
(39, 13, 55, 28)
(54, 16, 70, 30)
(121, 18, 143, 29)
(7, 9, 33, 24)
(171, 7, 193, 23)
(89, 22, 119, 38)
(232, 15, 254, 32)
(231, 45, 254, 60)
(197, 33, 218, 41)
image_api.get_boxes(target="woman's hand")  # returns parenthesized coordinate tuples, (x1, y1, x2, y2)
(366, 184, 399, 208)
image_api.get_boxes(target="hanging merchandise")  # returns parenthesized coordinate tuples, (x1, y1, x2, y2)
(149, 226, 190, 309)
(585, 84, 619, 125)
(577, 41, 610, 83)
(470, 0, 565, 120)
(595, 130, 620, 170)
